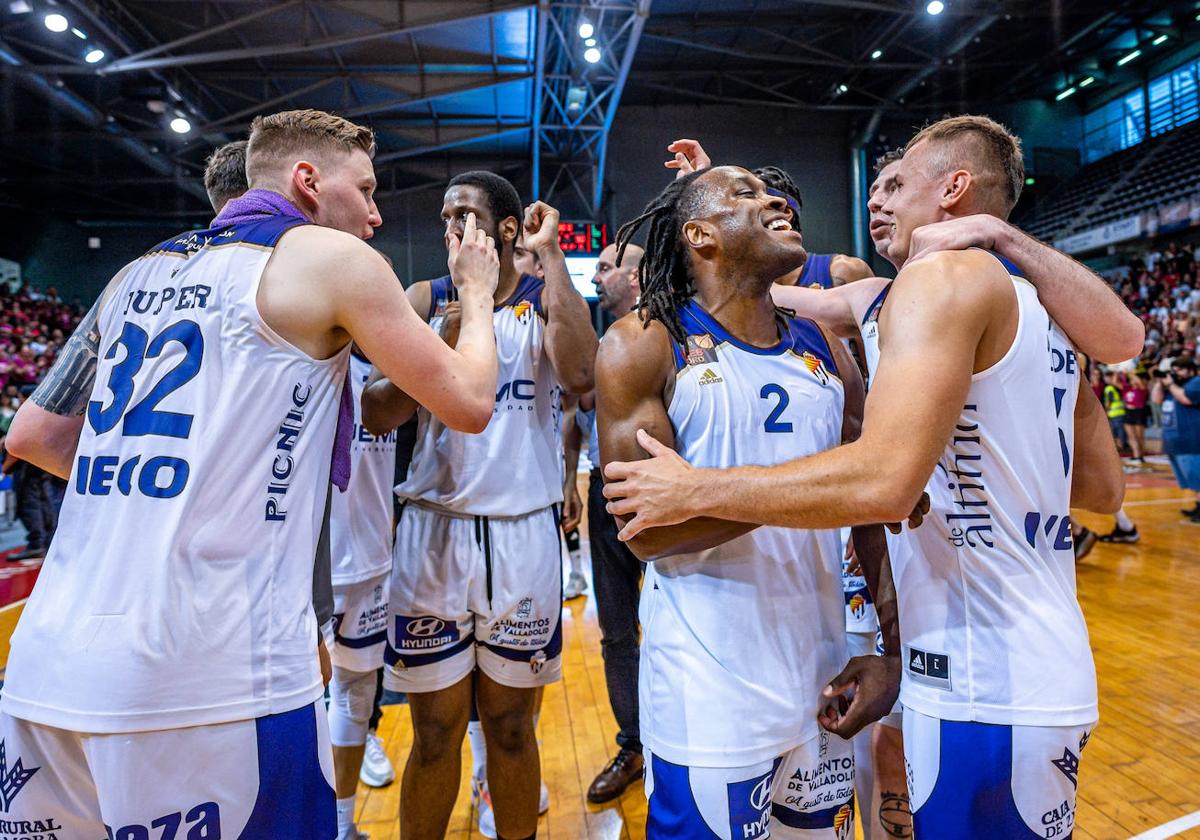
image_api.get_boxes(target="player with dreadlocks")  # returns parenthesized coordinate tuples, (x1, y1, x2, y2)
(595, 164, 896, 839)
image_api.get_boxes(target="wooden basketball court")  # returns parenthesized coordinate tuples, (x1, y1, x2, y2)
(1, 470, 1197, 839)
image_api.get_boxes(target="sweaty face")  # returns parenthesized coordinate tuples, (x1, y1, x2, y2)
(312, 148, 381, 241)
(441, 185, 504, 255)
(592, 243, 641, 315)
(867, 160, 901, 265)
(688, 166, 806, 286)
(880, 141, 950, 267)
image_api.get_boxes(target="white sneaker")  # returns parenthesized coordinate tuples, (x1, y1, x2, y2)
(540, 781, 550, 814)
(474, 776, 498, 839)
(359, 731, 395, 788)
(563, 570, 588, 601)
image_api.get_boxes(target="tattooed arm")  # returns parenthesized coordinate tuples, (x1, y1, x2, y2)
(7, 278, 117, 479)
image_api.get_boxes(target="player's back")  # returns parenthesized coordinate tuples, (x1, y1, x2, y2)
(642, 300, 846, 766)
(396, 274, 563, 516)
(3, 216, 349, 733)
(891, 252, 1095, 726)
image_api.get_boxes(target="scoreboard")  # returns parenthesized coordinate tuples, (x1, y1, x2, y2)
(558, 221, 607, 256)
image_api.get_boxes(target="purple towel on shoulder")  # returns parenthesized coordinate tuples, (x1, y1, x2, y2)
(214, 190, 354, 492)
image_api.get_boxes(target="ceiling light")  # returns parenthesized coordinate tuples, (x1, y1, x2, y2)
(871, 49, 883, 60)
(71, 27, 87, 39)
(1056, 86, 1077, 101)
(169, 116, 191, 134)
(838, 84, 849, 93)
(578, 21, 594, 39)
(584, 46, 601, 64)
(43, 13, 68, 32)
(84, 47, 104, 63)
(1079, 75, 1095, 87)
(8, 1, 32, 14)
(1152, 34, 1169, 46)
(926, 1, 945, 15)
(1117, 48, 1142, 66)
(585, 38, 596, 47)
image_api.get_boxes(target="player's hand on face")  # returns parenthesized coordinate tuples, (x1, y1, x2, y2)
(665, 139, 712, 179)
(886, 491, 930, 534)
(907, 214, 1003, 264)
(561, 479, 583, 533)
(448, 212, 500, 296)
(818, 654, 901, 739)
(522, 201, 561, 256)
(603, 429, 694, 541)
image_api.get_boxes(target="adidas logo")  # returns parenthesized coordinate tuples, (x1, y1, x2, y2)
(698, 367, 723, 385)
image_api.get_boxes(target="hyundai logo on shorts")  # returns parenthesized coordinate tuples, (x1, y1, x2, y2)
(406, 617, 447, 637)
(750, 774, 773, 812)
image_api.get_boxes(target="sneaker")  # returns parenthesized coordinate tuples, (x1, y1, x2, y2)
(474, 776, 498, 839)
(540, 781, 550, 815)
(1073, 527, 1098, 562)
(563, 570, 588, 601)
(359, 731, 395, 788)
(1098, 525, 1140, 544)
(1182, 504, 1200, 517)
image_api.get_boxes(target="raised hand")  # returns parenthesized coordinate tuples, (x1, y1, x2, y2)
(665, 139, 713, 179)
(523, 200, 561, 256)
(447, 212, 499, 297)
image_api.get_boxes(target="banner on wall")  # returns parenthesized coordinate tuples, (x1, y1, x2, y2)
(1159, 197, 1193, 234)
(0, 258, 20, 292)
(1054, 214, 1143, 254)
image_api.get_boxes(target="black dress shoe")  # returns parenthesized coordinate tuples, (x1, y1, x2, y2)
(587, 749, 644, 804)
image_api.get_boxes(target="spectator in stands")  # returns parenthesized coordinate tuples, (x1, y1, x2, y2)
(1154, 358, 1200, 522)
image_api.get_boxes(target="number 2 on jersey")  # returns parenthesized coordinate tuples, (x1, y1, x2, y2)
(88, 320, 204, 438)
(760, 383, 794, 433)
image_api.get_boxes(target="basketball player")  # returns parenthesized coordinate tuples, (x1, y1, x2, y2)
(604, 115, 1127, 839)
(597, 165, 897, 839)
(204, 137, 340, 696)
(666, 139, 872, 290)
(1, 109, 500, 833)
(361, 174, 596, 840)
(574, 241, 650, 804)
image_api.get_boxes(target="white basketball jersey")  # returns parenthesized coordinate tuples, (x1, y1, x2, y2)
(883, 253, 1095, 726)
(3, 215, 349, 733)
(329, 353, 397, 586)
(640, 300, 847, 767)
(396, 275, 563, 516)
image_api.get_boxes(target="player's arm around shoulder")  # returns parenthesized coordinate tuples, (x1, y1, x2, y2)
(770, 280, 882, 340)
(595, 313, 755, 560)
(360, 280, 432, 435)
(1070, 373, 1124, 513)
(8, 265, 128, 478)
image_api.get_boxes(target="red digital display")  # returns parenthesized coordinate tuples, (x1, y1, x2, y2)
(558, 221, 607, 255)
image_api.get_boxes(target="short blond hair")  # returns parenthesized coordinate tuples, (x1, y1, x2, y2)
(906, 115, 1024, 212)
(246, 109, 375, 186)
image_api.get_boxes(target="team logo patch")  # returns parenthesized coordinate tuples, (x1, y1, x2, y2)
(833, 802, 854, 840)
(0, 740, 39, 811)
(1052, 747, 1081, 788)
(801, 351, 831, 385)
(684, 333, 718, 366)
(516, 597, 534, 620)
(848, 592, 866, 619)
(697, 367, 724, 386)
(530, 649, 547, 675)
(394, 615, 458, 651)
(511, 301, 533, 324)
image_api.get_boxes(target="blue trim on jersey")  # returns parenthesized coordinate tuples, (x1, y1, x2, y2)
(771, 799, 854, 830)
(428, 275, 456, 319)
(797, 253, 834, 289)
(912, 719, 1046, 840)
(334, 629, 388, 649)
(977, 248, 1026, 280)
(674, 299, 839, 375)
(385, 633, 475, 669)
(670, 340, 687, 371)
(861, 281, 894, 328)
(501, 273, 546, 314)
(241, 703, 336, 838)
(145, 216, 306, 257)
(646, 754, 725, 840)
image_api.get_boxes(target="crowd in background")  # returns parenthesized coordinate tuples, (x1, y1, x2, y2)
(0, 282, 83, 559)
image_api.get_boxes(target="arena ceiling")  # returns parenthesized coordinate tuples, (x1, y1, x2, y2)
(0, 0, 1193, 221)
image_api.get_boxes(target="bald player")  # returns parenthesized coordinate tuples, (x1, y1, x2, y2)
(604, 115, 1128, 839)
(1, 109, 499, 833)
